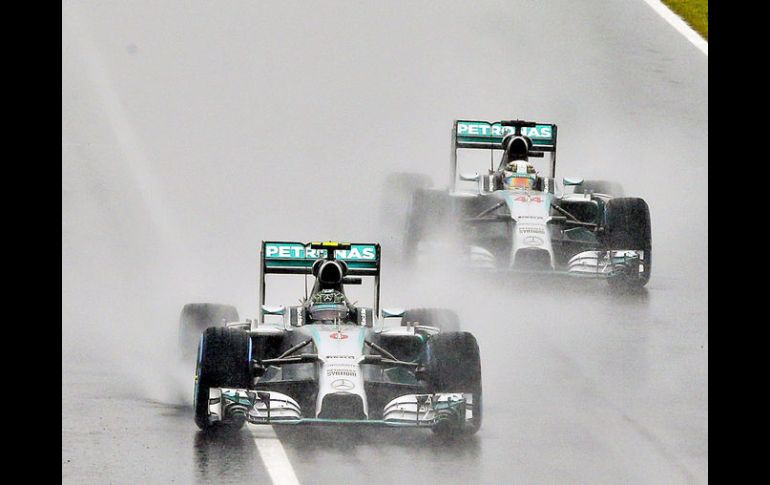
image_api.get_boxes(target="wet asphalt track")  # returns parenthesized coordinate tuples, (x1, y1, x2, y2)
(62, 1, 707, 483)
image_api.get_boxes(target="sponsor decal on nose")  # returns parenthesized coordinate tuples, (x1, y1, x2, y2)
(329, 332, 348, 340)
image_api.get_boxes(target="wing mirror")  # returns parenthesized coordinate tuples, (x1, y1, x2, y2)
(459, 172, 480, 182)
(261, 305, 286, 316)
(382, 308, 405, 318)
(563, 177, 584, 186)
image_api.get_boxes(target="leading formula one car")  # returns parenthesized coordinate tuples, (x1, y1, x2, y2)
(180, 241, 481, 436)
(396, 119, 651, 288)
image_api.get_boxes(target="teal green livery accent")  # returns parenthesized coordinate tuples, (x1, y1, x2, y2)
(264, 242, 378, 270)
(222, 390, 255, 406)
(310, 326, 321, 346)
(456, 120, 555, 146)
(264, 242, 376, 261)
(265, 260, 377, 269)
(358, 326, 366, 347)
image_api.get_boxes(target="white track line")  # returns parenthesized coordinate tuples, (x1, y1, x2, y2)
(249, 425, 301, 485)
(642, 0, 708, 56)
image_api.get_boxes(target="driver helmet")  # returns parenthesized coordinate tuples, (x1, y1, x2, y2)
(504, 161, 537, 190)
(308, 289, 349, 322)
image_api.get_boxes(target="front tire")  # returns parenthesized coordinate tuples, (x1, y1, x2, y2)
(194, 327, 251, 431)
(603, 197, 652, 288)
(424, 332, 482, 436)
(179, 303, 239, 361)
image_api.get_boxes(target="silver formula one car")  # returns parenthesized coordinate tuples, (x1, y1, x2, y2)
(396, 119, 652, 288)
(181, 241, 481, 436)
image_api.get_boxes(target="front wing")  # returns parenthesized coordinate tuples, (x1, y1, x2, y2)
(205, 388, 474, 429)
(464, 245, 648, 280)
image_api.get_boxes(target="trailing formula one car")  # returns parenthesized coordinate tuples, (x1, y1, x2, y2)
(397, 119, 651, 288)
(181, 241, 481, 436)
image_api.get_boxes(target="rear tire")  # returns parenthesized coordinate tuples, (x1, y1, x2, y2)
(402, 308, 460, 332)
(179, 303, 239, 360)
(424, 332, 482, 436)
(603, 197, 652, 288)
(194, 327, 251, 431)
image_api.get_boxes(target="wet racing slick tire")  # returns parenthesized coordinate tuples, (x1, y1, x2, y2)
(603, 197, 652, 289)
(194, 327, 251, 431)
(178, 303, 239, 360)
(424, 332, 482, 436)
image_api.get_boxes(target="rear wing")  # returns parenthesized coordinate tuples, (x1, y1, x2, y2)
(259, 241, 381, 318)
(451, 119, 558, 183)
